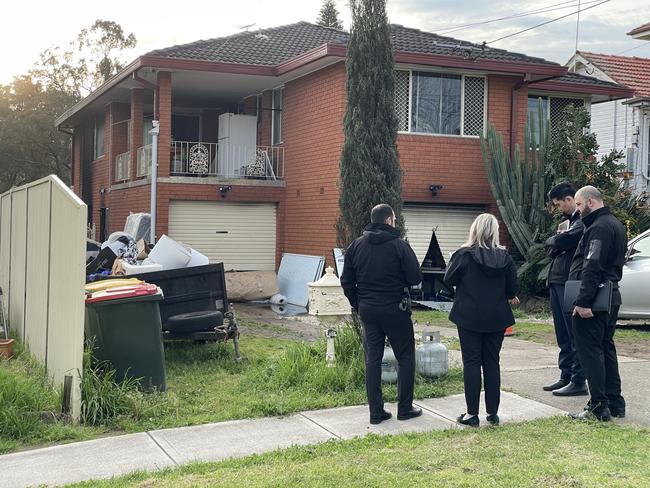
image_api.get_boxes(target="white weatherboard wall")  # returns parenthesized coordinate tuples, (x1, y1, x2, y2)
(0, 175, 86, 421)
(403, 205, 484, 265)
(168, 201, 277, 271)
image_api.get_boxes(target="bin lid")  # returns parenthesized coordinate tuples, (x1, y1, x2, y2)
(85, 283, 161, 304)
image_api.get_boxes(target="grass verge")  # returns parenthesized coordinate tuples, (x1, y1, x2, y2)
(69, 417, 650, 488)
(0, 340, 103, 453)
(1, 324, 463, 453)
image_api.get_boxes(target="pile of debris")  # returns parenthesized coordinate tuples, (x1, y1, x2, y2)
(86, 213, 209, 281)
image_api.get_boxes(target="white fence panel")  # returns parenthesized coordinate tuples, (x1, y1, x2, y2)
(9, 190, 27, 341)
(0, 175, 86, 421)
(24, 182, 51, 359)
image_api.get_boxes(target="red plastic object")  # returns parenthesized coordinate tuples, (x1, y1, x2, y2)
(504, 326, 514, 336)
(86, 283, 159, 304)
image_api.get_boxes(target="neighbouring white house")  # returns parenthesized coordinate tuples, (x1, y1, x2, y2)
(567, 22, 650, 194)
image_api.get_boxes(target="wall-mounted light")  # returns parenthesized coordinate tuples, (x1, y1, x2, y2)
(429, 184, 443, 197)
(219, 185, 232, 198)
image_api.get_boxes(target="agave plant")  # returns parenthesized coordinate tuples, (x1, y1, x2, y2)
(480, 100, 554, 279)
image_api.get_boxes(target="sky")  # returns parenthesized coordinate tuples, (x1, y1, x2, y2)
(1, 0, 649, 85)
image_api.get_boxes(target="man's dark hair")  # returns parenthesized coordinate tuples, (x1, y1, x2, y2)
(370, 203, 394, 224)
(548, 181, 576, 201)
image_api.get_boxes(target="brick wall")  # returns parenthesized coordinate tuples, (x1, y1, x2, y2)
(280, 62, 347, 261)
(130, 89, 143, 180)
(72, 132, 82, 197)
(157, 71, 172, 178)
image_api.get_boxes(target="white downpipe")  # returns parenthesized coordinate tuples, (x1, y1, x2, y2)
(149, 120, 160, 244)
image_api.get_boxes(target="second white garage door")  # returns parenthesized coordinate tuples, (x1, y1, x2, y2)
(403, 205, 485, 265)
(168, 201, 277, 271)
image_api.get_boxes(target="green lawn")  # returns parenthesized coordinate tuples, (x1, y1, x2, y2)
(0, 323, 463, 453)
(69, 417, 650, 488)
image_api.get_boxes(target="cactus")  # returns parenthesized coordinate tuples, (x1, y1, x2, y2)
(480, 101, 552, 260)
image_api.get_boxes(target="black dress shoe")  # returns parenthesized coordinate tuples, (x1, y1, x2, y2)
(456, 413, 479, 427)
(569, 407, 611, 422)
(370, 410, 392, 425)
(610, 407, 626, 418)
(397, 406, 423, 421)
(486, 414, 500, 426)
(552, 382, 589, 397)
(543, 379, 569, 391)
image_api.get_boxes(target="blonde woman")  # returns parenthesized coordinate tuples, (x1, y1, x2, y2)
(444, 213, 519, 427)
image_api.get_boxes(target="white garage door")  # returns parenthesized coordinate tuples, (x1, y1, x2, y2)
(403, 205, 485, 265)
(169, 201, 277, 271)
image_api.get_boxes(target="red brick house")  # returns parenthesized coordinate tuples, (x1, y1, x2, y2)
(56, 22, 632, 272)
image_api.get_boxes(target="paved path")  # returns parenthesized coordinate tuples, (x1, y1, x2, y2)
(437, 327, 650, 427)
(2, 329, 648, 488)
(1, 390, 563, 488)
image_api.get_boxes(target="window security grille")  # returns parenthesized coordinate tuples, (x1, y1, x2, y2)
(550, 97, 585, 130)
(395, 70, 410, 132)
(394, 70, 485, 136)
(463, 76, 485, 136)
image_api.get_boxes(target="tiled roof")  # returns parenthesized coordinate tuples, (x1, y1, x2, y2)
(147, 21, 560, 67)
(578, 51, 650, 97)
(628, 22, 650, 36)
(552, 72, 629, 89)
(147, 22, 349, 65)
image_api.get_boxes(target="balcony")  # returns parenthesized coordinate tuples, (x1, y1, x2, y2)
(170, 141, 284, 180)
(114, 151, 131, 182)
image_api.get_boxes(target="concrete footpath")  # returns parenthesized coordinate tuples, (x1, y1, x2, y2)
(436, 327, 650, 428)
(2, 331, 648, 488)
(0, 391, 563, 488)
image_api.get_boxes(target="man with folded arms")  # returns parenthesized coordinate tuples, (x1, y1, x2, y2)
(568, 186, 627, 421)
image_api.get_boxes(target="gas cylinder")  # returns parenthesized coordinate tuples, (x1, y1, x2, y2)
(416, 330, 448, 378)
(381, 339, 398, 384)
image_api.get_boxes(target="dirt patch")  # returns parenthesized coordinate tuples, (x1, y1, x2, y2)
(234, 302, 346, 341)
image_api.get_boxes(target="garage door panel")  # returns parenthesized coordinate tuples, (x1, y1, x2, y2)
(403, 206, 484, 265)
(169, 201, 277, 271)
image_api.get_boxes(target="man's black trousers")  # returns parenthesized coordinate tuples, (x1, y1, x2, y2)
(549, 283, 585, 383)
(359, 303, 415, 417)
(572, 306, 625, 411)
(457, 326, 505, 416)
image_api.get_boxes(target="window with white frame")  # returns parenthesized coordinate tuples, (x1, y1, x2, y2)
(94, 116, 105, 159)
(272, 87, 283, 145)
(395, 70, 486, 136)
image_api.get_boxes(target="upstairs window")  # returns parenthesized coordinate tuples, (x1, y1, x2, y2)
(395, 70, 486, 137)
(272, 87, 283, 145)
(94, 116, 105, 159)
(528, 95, 586, 144)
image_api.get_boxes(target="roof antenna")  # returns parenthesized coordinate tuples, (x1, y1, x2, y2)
(255, 27, 269, 40)
(239, 23, 255, 32)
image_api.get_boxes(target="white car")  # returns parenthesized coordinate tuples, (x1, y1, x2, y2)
(618, 229, 650, 319)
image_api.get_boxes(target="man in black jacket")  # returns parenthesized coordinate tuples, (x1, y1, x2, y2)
(341, 204, 423, 424)
(543, 182, 587, 396)
(568, 186, 627, 421)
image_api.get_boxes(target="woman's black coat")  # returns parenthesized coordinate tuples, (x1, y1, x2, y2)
(444, 245, 518, 332)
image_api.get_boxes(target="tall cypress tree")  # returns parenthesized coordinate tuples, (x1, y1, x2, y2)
(317, 0, 344, 30)
(337, 0, 403, 247)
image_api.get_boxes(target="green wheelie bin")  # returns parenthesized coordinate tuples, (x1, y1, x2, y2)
(84, 283, 167, 391)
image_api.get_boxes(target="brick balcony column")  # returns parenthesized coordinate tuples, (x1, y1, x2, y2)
(72, 131, 82, 197)
(157, 71, 172, 178)
(130, 88, 143, 180)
